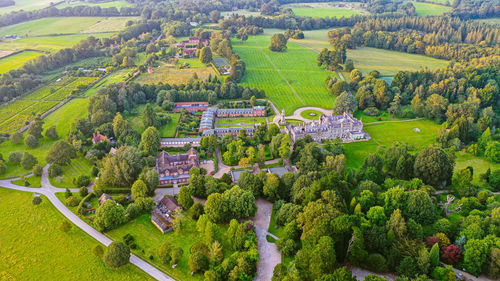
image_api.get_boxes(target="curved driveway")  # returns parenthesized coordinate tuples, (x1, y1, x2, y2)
(0, 165, 174, 281)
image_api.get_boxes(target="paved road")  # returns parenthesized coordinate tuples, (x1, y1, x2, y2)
(0, 164, 174, 281)
(286, 106, 333, 123)
(253, 199, 281, 281)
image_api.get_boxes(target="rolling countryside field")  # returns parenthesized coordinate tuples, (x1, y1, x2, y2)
(233, 35, 337, 114)
(0, 0, 54, 14)
(55, 0, 132, 9)
(343, 119, 441, 167)
(283, 2, 366, 18)
(411, 2, 452, 16)
(0, 188, 151, 280)
(133, 59, 215, 85)
(0, 50, 43, 73)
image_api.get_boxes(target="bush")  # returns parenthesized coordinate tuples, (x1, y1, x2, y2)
(126, 203, 140, 218)
(115, 194, 129, 206)
(32, 165, 43, 176)
(66, 196, 80, 207)
(363, 107, 380, 116)
(190, 202, 204, 220)
(440, 244, 462, 266)
(366, 253, 388, 272)
(189, 252, 209, 273)
(76, 175, 91, 187)
(103, 242, 130, 269)
(59, 220, 72, 232)
(24, 134, 38, 147)
(8, 151, 22, 163)
(92, 244, 104, 257)
(48, 164, 62, 178)
(79, 186, 89, 197)
(32, 196, 42, 205)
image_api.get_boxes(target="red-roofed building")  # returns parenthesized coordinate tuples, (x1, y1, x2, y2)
(92, 131, 109, 144)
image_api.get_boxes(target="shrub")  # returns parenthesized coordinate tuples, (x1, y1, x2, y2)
(363, 107, 380, 116)
(32, 165, 43, 176)
(126, 203, 140, 218)
(435, 233, 450, 248)
(440, 244, 462, 266)
(396, 256, 419, 278)
(79, 186, 89, 197)
(32, 196, 42, 205)
(366, 253, 388, 272)
(66, 196, 80, 207)
(103, 242, 130, 269)
(425, 236, 439, 247)
(76, 175, 91, 187)
(65, 188, 72, 198)
(24, 134, 38, 147)
(92, 244, 104, 257)
(190, 202, 204, 220)
(59, 220, 72, 232)
(48, 164, 62, 178)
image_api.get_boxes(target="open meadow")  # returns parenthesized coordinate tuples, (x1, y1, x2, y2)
(343, 119, 441, 167)
(133, 59, 215, 85)
(0, 0, 54, 14)
(55, 0, 132, 9)
(0, 50, 43, 73)
(411, 2, 452, 16)
(0, 188, 151, 280)
(454, 152, 500, 187)
(233, 35, 336, 114)
(284, 2, 365, 18)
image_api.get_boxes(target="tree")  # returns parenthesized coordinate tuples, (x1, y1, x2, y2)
(66, 196, 80, 207)
(92, 244, 104, 257)
(388, 93, 402, 117)
(440, 244, 462, 265)
(94, 200, 127, 231)
(178, 186, 194, 209)
(223, 186, 257, 218)
(32, 165, 42, 176)
(463, 239, 488, 276)
(199, 47, 213, 64)
(333, 92, 357, 114)
(0, 160, 6, 175)
(9, 132, 22, 144)
(485, 141, 500, 163)
(263, 173, 281, 201)
(59, 220, 72, 233)
(131, 180, 148, 199)
(113, 112, 128, 139)
(310, 236, 336, 279)
(414, 146, 453, 187)
(344, 59, 354, 72)
(48, 163, 62, 178)
(32, 196, 42, 205)
(404, 190, 435, 225)
(140, 126, 160, 156)
(139, 168, 159, 193)
(269, 33, 287, 52)
(143, 104, 157, 128)
(27, 118, 44, 139)
(205, 193, 229, 224)
(429, 243, 440, 268)
(190, 202, 204, 220)
(79, 186, 89, 197)
(189, 252, 209, 273)
(24, 134, 38, 147)
(103, 242, 130, 269)
(46, 141, 76, 166)
(21, 152, 37, 170)
(45, 126, 58, 140)
(330, 80, 349, 97)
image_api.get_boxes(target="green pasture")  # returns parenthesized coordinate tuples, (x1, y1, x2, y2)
(56, 0, 132, 9)
(83, 69, 134, 97)
(291, 7, 361, 18)
(0, 51, 42, 73)
(0, 188, 150, 280)
(411, 2, 452, 16)
(221, 9, 264, 19)
(0, 17, 103, 37)
(82, 17, 138, 33)
(347, 47, 449, 76)
(233, 35, 335, 114)
(300, 109, 322, 120)
(0, 33, 114, 53)
(134, 60, 215, 85)
(0, 0, 54, 14)
(125, 104, 180, 135)
(343, 119, 441, 167)
(49, 155, 94, 188)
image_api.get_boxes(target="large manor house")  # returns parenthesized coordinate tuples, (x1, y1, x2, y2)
(285, 112, 370, 143)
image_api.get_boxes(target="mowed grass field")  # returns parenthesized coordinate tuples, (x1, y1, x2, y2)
(233, 35, 336, 114)
(0, 188, 151, 280)
(0, 51, 43, 73)
(134, 59, 215, 85)
(455, 152, 500, 187)
(411, 2, 452, 16)
(49, 155, 94, 188)
(343, 119, 441, 167)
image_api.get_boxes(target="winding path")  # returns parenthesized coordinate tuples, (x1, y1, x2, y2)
(253, 199, 281, 281)
(0, 165, 174, 281)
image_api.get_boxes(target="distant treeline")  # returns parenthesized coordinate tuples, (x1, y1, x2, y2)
(0, 0, 15, 8)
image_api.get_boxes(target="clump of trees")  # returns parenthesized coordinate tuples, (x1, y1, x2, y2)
(269, 33, 287, 52)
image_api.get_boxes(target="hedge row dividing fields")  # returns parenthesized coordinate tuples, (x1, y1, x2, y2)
(0, 76, 98, 134)
(233, 35, 336, 114)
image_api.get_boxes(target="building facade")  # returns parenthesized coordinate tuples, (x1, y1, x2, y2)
(285, 112, 369, 143)
(155, 148, 199, 185)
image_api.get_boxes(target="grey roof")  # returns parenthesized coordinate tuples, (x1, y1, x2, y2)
(268, 166, 289, 177)
(161, 137, 201, 143)
(230, 170, 250, 184)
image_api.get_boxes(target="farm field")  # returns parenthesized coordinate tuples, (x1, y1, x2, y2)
(233, 35, 336, 114)
(283, 2, 366, 18)
(0, 17, 104, 37)
(133, 60, 215, 85)
(411, 2, 452, 16)
(0, 188, 151, 280)
(82, 17, 139, 33)
(55, 0, 132, 9)
(221, 9, 266, 19)
(343, 119, 441, 167)
(0, 0, 54, 14)
(83, 68, 134, 97)
(0, 51, 43, 73)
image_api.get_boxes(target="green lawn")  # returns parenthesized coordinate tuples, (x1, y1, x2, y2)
(268, 206, 285, 238)
(0, 51, 42, 73)
(217, 117, 267, 125)
(300, 109, 322, 120)
(454, 152, 500, 187)
(0, 188, 151, 280)
(11, 175, 41, 187)
(49, 155, 94, 188)
(343, 119, 441, 167)
(158, 113, 181, 137)
(411, 2, 452, 16)
(347, 47, 449, 76)
(233, 35, 336, 114)
(291, 7, 361, 18)
(0, 17, 104, 37)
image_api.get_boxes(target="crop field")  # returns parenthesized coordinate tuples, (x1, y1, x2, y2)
(0, 17, 104, 37)
(0, 76, 98, 134)
(233, 35, 336, 114)
(55, 0, 132, 9)
(411, 2, 452, 16)
(134, 60, 215, 85)
(0, 51, 43, 73)
(343, 119, 441, 167)
(0, 0, 55, 14)
(0, 188, 150, 280)
(221, 9, 266, 19)
(82, 17, 139, 33)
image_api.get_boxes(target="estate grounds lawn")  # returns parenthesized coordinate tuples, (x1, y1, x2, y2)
(49, 155, 94, 189)
(300, 109, 322, 120)
(11, 175, 42, 188)
(454, 152, 500, 187)
(0, 188, 151, 280)
(343, 119, 441, 167)
(133, 60, 215, 85)
(233, 35, 336, 114)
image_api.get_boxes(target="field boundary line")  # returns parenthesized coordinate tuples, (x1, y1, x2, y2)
(253, 38, 305, 106)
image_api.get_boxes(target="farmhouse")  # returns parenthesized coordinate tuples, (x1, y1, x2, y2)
(98, 193, 113, 206)
(158, 196, 182, 213)
(155, 148, 199, 185)
(175, 37, 209, 58)
(285, 112, 369, 143)
(92, 131, 109, 144)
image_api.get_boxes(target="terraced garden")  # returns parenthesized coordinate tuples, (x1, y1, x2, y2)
(233, 35, 336, 114)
